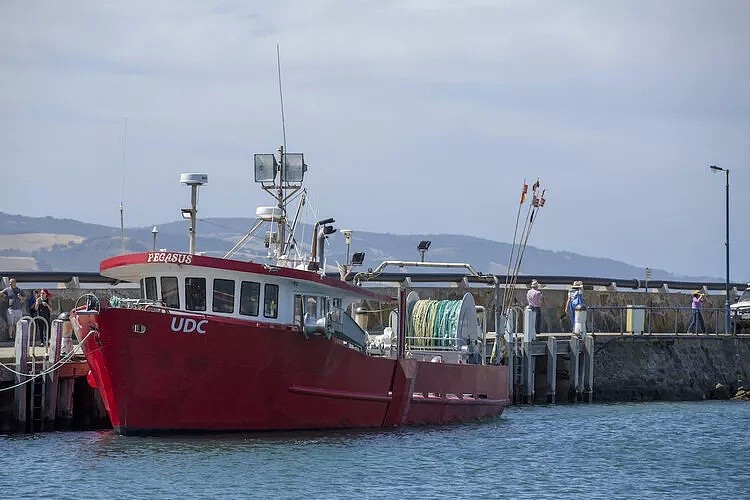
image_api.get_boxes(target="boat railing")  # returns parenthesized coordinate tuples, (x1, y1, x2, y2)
(405, 334, 460, 351)
(108, 297, 187, 316)
(354, 260, 482, 284)
(108, 296, 149, 309)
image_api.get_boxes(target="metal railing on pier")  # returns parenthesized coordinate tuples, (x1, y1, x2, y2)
(585, 306, 738, 335)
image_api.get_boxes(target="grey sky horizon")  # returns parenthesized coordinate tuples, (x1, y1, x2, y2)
(2, 1, 748, 280)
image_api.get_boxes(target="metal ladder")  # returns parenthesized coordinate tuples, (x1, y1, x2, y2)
(28, 376, 45, 433)
(26, 319, 47, 433)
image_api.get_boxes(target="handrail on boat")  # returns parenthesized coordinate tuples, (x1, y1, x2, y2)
(360, 260, 481, 280)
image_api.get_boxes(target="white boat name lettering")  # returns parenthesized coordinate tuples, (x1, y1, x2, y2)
(147, 252, 192, 264)
(170, 317, 207, 334)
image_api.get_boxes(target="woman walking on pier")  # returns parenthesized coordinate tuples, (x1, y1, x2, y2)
(687, 290, 706, 334)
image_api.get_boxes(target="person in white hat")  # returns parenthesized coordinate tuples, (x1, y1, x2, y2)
(527, 280, 543, 334)
(565, 280, 584, 332)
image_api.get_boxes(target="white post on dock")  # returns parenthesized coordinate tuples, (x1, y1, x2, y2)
(523, 306, 536, 342)
(574, 307, 587, 335)
(14, 319, 30, 432)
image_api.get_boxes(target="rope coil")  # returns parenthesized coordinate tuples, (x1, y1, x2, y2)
(409, 299, 462, 348)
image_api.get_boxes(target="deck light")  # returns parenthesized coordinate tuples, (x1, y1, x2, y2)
(417, 240, 431, 262)
(351, 252, 366, 266)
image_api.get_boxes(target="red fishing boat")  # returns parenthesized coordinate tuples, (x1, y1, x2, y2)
(70, 148, 509, 435)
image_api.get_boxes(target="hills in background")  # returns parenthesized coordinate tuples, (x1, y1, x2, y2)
(0, 212, 716, 281)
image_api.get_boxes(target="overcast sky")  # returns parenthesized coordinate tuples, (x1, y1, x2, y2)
(1, 1, 749, 280)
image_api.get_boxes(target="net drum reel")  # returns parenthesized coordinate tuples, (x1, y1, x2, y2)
(405, 292, 483, 364)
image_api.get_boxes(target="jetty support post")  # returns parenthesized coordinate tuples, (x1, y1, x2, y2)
(582, 334, 595, 402)
(522, 337, 534, 403)
(546, 336, 557, 403)
(568, 335, 580, 402)
(44, 319, 63, 430)
(14, 319, 30, 432)
(56, 315, 75, 426)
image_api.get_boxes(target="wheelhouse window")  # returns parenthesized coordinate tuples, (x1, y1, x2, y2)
(240, 281, 260, 317)
(161, 277, 180, 308)
(213, 278, 235, 313)
(185, 277, 206, 312)
(144, 277, 158, 301)
(264, 284, 279, 319)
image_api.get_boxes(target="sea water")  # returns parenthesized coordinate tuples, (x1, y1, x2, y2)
(2, 401, 749, 499)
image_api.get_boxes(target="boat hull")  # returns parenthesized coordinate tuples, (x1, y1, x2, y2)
(72, 307, 509, 435)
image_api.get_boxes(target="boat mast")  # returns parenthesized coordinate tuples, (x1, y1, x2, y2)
(180, 173, 208, 254)
(277, 145, 286, 255)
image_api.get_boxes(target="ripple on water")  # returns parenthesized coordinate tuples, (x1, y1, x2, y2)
(1, 401, 749, 499)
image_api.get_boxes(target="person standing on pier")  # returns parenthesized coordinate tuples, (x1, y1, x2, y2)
(35, 289, 53, 344)
(27, 289, 39, 317)
(566, 281, 584, 333)
(1, 278, 25, 341)
(527, 280, 544, 334)
(687, 290, 706, 334)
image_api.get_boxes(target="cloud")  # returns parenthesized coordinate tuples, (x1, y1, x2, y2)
(1, 0, 749, 280)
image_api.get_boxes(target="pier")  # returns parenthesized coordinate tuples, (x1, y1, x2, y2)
(0, 318, 108, 433)
(504, 332, 595, 404)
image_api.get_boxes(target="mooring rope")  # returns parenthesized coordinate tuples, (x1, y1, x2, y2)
(0, 329, 95, 392)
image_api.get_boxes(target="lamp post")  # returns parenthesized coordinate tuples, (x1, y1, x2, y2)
(151, 226, 159, 251)
(709, 165, 730, 334)
(417, 240, 431, 262)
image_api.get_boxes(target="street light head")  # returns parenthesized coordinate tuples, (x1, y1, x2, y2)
(709, 165, 725, 173)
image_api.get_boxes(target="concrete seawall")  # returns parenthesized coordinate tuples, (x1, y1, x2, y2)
(593, 335, 750, 401)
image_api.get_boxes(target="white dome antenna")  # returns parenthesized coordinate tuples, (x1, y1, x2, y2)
(180, 173, 208, 186)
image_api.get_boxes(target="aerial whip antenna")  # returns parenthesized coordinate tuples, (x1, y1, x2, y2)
(277, 44, 287, 156)
(120, 117, 127, 254)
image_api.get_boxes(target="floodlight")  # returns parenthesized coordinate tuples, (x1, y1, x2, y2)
(283, 153, 306, 182)
(254, 154, 278, 182)
(417, 240, 431, 262)
(351, 252, 366, 266)
(181, 208, 192, 220)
